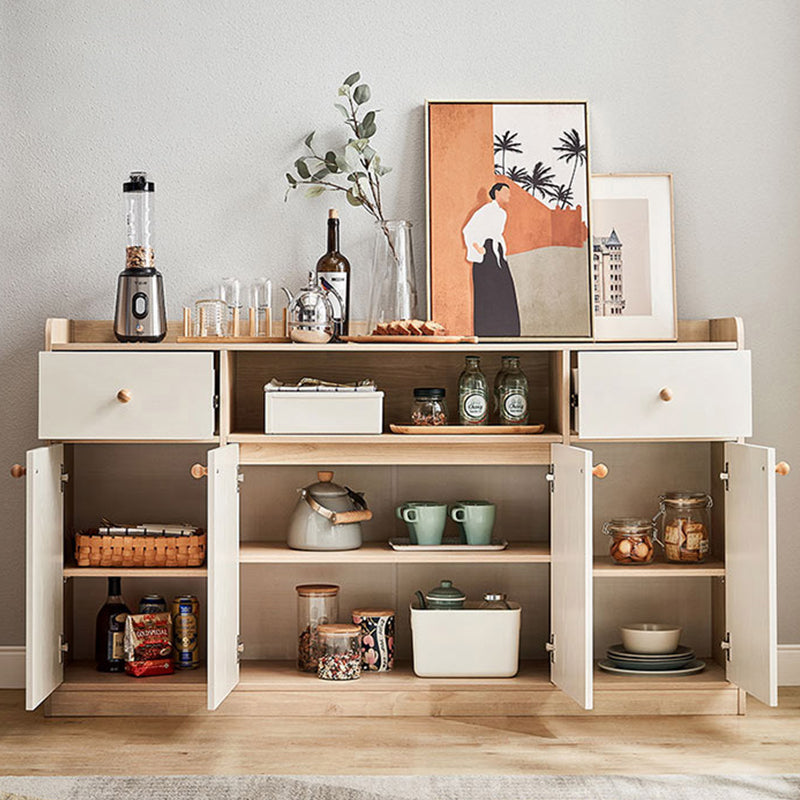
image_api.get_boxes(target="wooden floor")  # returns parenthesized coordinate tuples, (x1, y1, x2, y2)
(1, 688, 799, 775)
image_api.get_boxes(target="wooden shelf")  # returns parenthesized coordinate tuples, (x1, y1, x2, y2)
(46, 659, 738, 717)
(233, 432, 561, 465)
(240, 540, 551, 564)
(63, 565, 208, 578)
(593, 558, 725, 577)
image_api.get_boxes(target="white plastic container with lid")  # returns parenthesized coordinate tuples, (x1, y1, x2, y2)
(410, 601, 521, 678)
(264, 383, 383, 434)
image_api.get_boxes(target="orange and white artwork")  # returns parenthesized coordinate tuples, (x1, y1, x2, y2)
(427, 101, 593, 339)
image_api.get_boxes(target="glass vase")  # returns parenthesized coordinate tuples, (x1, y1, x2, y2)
(366, 220, 418, 332)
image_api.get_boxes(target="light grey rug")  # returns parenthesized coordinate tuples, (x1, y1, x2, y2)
(1, 775, 800, 800)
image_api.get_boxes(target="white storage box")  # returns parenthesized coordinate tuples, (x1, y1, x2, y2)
(410, 602, 521, 678)
(264, 387, 384, 434)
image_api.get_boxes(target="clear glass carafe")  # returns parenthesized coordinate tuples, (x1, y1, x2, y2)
(296, 583, 339, 672)
(655, 492, 712, 563)
(366, 220, 418, 332)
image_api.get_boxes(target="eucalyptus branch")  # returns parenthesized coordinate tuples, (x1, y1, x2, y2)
(284, 70, 392, 224)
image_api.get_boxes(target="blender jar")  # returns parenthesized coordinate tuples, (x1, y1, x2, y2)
(124, 171, 155, 270)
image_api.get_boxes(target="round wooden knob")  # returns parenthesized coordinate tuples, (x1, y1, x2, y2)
(317, 471, 334, 482)
(117, 389, 132, 403)
(10, 464, 26, 479)
(659, 387, 673, 402)
(190, 464, 208, 479)
(592, 464, 609, 479)
(776, 461, 791, 476)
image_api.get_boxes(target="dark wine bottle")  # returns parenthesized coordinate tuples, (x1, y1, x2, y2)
(316, 208, 351, 337)
(95, 576, 130, 672)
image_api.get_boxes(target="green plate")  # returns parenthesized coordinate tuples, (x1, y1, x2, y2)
(598, 658, 706, 677)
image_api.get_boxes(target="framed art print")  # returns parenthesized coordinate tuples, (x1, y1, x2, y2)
(426, 100, 593, 340)
(590, 173, 677, 341)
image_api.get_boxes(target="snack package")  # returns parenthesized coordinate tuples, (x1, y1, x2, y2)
(124, 612, 175, 677)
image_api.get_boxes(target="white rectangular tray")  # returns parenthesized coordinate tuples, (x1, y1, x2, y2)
(388, 537, 508, 552)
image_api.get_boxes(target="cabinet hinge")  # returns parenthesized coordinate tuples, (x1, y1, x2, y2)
(237, 635, 245, 663)
(58, 634, 69, 664)
(719, 463, 730, 492)
(545, 633, 556, 663)
(570, 392, 579, 409)
(546, 465, 555, 493)
(59, 465, 69, 492)
(236, 473, 244, 493)
(213, 394, 220, 410)
(720, 632, 732, 661)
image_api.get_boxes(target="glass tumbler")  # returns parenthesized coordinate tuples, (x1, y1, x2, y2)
(194, 299, 226, 337)
(250, 277, 272, 336)
(219, 277, 242, 335)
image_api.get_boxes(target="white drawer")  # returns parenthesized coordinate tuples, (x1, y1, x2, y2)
(39, 352, 215, 440)
(576, 350, 752, 439)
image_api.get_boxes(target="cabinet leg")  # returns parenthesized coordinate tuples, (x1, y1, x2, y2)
(737, 688, 747, 715)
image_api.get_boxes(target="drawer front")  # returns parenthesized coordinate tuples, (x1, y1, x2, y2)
(576, 351, 752, 439)
(39, 352, 215, 440)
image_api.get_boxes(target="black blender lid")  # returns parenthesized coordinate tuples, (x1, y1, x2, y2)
(124, 171, 154, 192)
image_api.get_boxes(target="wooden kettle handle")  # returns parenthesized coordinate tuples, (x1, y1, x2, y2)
(10, 464, 26, 478)
(592, 464, 609, 479)
(190, 464, 208, 479)
(332, 509, 373, 525)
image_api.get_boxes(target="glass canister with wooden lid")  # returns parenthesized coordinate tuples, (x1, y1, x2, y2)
(655, 492, 712, 563)
(316, 623, 362, 681)
(295, 583, 339, 672)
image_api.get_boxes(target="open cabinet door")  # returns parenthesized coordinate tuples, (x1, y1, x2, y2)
(207, 444, 240, 710)
(550, 443, 593, 709)
(26, 444, 64, 710)
(724, 442, 777, 706)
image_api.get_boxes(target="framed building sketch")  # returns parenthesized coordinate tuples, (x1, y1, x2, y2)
(590, 173, 677, 341)
(426, 100, 593, 340)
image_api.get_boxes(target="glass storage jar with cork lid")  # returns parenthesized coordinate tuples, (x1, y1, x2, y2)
(316, 623, 362, 681)
(295, 584, 339, 672)
(655, 492, 712, 563)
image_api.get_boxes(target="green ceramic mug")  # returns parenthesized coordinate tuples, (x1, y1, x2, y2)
(449, 501, 496, 545)
(396, 502, 447, 546)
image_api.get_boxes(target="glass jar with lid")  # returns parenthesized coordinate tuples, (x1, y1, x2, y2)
(411, 388, 448, 426)
(603, 518, 658, 565)
(295, 583, 339, 672)
(316, 623, 362, 681)
(479, 592, 511, 609)
(655, 492, 712, 563)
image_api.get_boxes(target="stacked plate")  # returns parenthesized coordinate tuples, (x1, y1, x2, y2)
(598, 644, 705, 676)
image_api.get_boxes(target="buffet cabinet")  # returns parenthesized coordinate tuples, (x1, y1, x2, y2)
(16, 317, 786, 717)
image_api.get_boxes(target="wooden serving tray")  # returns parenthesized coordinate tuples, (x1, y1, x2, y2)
(341, 335, 479, 343)
(390, 424, 545, 435)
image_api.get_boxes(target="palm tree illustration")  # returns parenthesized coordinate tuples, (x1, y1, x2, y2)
(520, 161, 556, 200)
(552, 128, 587, 198)
(493, 130, 523, 175)
(548, 183, 574, 209)
(506, 165, 527, 184)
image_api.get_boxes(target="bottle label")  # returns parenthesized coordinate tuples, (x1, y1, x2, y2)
(460, 392, 488, 423)
(109, 631, 124, 661)
(502, 391, 527, 421)
(320, 273, 348, 321)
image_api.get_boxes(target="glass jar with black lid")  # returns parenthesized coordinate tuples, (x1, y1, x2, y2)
(411, 387, 448, 426)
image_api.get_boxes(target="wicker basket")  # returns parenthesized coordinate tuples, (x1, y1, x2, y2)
(74, 525, 206, 568)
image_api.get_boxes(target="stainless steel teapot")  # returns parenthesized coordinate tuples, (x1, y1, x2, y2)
(286, 471, 372, 551)
(282, 272, 342, 344)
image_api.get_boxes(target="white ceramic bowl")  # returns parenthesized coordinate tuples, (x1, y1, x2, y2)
(620, 623, 682, 654)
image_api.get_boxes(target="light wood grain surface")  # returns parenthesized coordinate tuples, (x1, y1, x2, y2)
(2, 685, 798, 774)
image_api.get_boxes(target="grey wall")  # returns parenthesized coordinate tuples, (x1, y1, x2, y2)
(2, 1, 799, 645)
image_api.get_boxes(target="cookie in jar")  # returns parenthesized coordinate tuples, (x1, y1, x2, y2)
(603, 518, 658, 565)
(656, 492, 711, 563)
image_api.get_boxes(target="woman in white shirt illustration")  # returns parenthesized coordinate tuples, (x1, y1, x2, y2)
(462, 183, 521, 336)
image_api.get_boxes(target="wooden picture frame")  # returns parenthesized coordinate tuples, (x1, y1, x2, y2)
(590, 173, 678, 341)
(426, 100, 594, 341)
